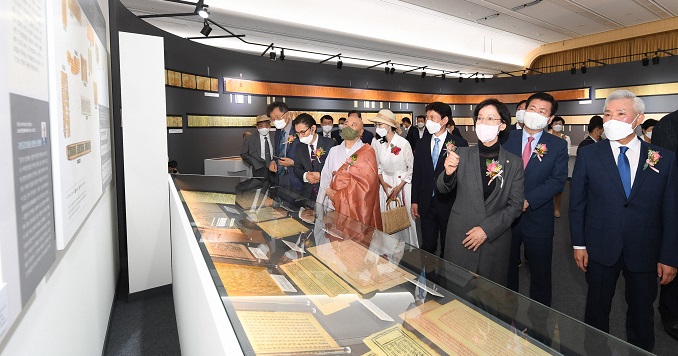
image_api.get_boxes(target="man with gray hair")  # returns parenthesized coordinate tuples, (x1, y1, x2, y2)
(570, 90, 678, 352)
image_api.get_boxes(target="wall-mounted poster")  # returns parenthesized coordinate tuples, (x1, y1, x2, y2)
(0, 0, 57, 343)
(47, 0, 112, 249)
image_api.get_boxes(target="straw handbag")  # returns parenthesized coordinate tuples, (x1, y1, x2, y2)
(381, 198, 411, 234)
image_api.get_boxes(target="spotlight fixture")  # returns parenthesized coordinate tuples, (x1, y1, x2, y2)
(581, 63, 587, 73)
(279, 49, 285, 61)
(441, 74, 446, 80)
(385, 66, 390, 74)
(474, 77, 479, 83)
(389, 66, 395, 75)
(195, 0, 209, 18)
(421, 71, 426, 78)
(521, 71, 527, 80)
(642, 55, 649, 66)
(570, 66, 577, 75)
(652, 53, 660, 65)
(269, 50, 276, 61)
(200, 20, 212, 37)
(336, 57, 343, 69)
(458, 76, 463, 83)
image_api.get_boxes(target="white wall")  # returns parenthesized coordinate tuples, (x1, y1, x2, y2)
(119, 32, 172, 294)
(0, 187, 119, 356)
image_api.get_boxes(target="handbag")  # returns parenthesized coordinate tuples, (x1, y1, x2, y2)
(381, 197, 411, 234)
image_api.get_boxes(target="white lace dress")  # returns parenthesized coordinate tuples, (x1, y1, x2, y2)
(372, 134, 418, 247)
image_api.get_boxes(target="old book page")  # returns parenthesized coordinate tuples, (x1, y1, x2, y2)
(401, 300, 549, 356)
(236, 190, 275, 210)
(280, 256, 358, 315)
(257, 217, 309, 239)
(214, 262, 284, 297)
(308, 240, 414, 294)
(198, 227, 266, 244)
(363, 324, 440, 356)
(236, 311, 340, 354)
(181, 190, 236, 205)
(246, 206, 288, 223)
(203, 242, 256, 262)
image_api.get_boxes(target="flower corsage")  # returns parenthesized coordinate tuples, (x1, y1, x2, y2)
(486, 159, 504, 188)
(444, 141, 457, 156)
(345, 154, 358, 171)
(532, 143, 547, 161)
(390, 143, 402, 155)
(643, 149, 661, 173)
(315, 147, 326, 163)
(286, 135, 296, 144)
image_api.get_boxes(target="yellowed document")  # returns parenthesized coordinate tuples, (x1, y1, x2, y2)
(246, 206, 288, 222)
(257, 217, 309, 238)
(401, 300, 549, 356)
(181, 190, 236, 205)
(236, 190, 275, 210)
(308, 240, 414, 294)
(363, 324, 440, 356)
(203, 242, 256, 262)
(214, 263, 285, 297)
(280, 256, 358, 315)
(236, 311, 340, 353)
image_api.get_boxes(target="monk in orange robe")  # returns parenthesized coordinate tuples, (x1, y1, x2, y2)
(317, 114, 382, 232)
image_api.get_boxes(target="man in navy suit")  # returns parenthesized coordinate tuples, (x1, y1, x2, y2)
(268, 102, 303, 194)
(503, 92, 568, 308)
(293, 113, 336, 202)
(411, 102, 468, 258)
(570, 90, 678, 352)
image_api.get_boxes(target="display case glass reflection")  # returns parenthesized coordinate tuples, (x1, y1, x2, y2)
(173, 175, 650, 356)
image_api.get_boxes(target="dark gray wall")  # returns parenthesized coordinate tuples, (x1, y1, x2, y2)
(115, 0, 678, 174)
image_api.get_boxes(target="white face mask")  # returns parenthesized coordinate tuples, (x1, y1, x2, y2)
(273, 118, 287, 129)
(475, 123, 501, 143)
(376, 127, 389, 137)
(338, 124, 344, 130)
(258, 127, 270, 136)
(552, 124, 563, 132)
(645, 131, 653, 139)
(425, 120, 442, 135)
(299, 132, 315, 145)
(321, 125, 333, 133)
(417, 122, 425, 129)
(523, 111, 550, 130)
(516, 110, 526, 123)
(603, 114, 639, 141)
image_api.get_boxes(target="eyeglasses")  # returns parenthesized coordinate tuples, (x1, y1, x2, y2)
(295, 127, 312, 137)
(476, 117, 502, 124)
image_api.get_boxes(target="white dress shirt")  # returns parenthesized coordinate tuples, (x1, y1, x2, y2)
(429, 130, 448, 159)
(522, 129, 543, 155)
(302, 135, 319, 183)
(259, 133, 273, 161)
(418, 128, 426, 139)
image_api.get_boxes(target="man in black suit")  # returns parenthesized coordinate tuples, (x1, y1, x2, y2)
(570, 90, 678, 352)
(411, 102, 468, 257)
(319, 115, 336, 141)
(400, 117, 412, 138)
(293, 114, 336, 202)
(240, 115, 274, 179)
(268, 101, 303, 193)
(347, 110, 374, 144)
(653, 109, 678, 341)
(406, 115, 428, 150)
(577, 115, 604, 154)
(331, 117, 345, 144)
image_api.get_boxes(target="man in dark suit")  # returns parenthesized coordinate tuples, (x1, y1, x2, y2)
(570, 90, 678, 352)
(406, 115, 428, 150)
(446, 119, 467, 145)
(319, 115, 336, 142)
(509, 100, 527, 131)
(240, 115, 274, 179)
(293, 113, 336, 202)
(577, 115, 604, 153)
(411, 102, 468, 258)
(268, 102, 303, 193)
(648, 109, 678, 341)
(503, 92, 568, 310)
(331, 117, 346, 144)
(399, 117, 411, 138)
(347, 110, 374, 144)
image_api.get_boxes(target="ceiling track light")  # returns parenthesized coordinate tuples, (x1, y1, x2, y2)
(474, 77, 479, 83)
(441, 74, 446, 80)
(421, 71, 426, 78)
(521, 71, 527, 80)
(336, 57, 343, 69)
(458, 76, 463, 83)
(279, 49, 285, 61)
(570, 66, 577, 75)
(269, 49, 276, 61)
(581, 63, 587, 74)
(652, 53, 660, 65)
(200, 20, 212, 37)
(195, 0, 209, 18)
(642, 55, 649, 66)
(389, 66, 395, 75)
(385, 66, 390, 74)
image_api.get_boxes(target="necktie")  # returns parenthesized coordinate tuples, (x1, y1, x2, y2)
(522, 136, 534, 169)
(618, 146, 631, 198)
(432, 138, 440, 168)
(264, 136, 271, 162)
(310, 144, 318, 196)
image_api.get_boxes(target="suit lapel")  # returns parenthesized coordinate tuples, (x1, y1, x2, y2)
(254, 135, 262, 158)
(435, 135, 454, 169)
(468, 146, 484, 201)
(599, 140, 628, 199)
(628, 140, 649, 201)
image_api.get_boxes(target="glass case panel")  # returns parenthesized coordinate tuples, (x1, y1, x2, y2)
(172, 174, 650, 356)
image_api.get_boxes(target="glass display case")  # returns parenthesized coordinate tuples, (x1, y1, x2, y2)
(171, 174, 649, 356)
